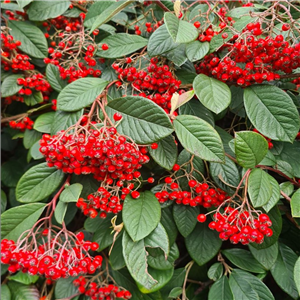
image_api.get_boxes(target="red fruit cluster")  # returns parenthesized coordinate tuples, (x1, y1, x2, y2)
(196, 34, 300, 86)
(155, 179, 228, 208)
(3, 94, 24, 105)
(113, 57, 181, 113)
(4, 10, 26, 21)
(253, 129, 273, 149)
(1, 233, 102, 280)
(77, 182, 140, 219)
(39, 127, 149, 181)
(9, 117, 34, 131)
(73, 276, 132, 300)
(208, 208, 273, 245)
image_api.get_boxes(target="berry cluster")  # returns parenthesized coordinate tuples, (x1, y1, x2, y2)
(73, 276, 132, 300)
(39, 126, 149, 182)
(203, 207, 272, 245)
(196, 34, 300, 86)
(17, 75, 52, 98)
(253, 129, 273, 149)
(113, 57, 181, 113)
(1, 231, 102, 281)
(9, 117, 34, 132)
(3, 94, 24, 105)
(4, 9, 26, 21)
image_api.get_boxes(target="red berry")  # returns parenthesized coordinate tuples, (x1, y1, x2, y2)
(131, 191, 140, 199)
(101, 44, 109, 50)
(172, 164, 180, 171)
(282, 23, 290, 31)
(151, 143, 158, 149)
(194, 21, 201, 28)
(113, 112, 122, 121)
(197, 214, 206, 223)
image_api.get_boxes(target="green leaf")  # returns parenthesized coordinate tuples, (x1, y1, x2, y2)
(291, 189, 300, 218)
(160, 268, 186, 299)
(186, 41, 209, 62)
(271, 243, 299, 299)
(149, 135, 177, 170)
(30, 140, 44, 160)
(229, 269, 274, 300)
(97, 33, 147, 58)
(106, 96, 173, 144)
(208, 263, 223, 281)
(1, 203, 45, 241)
(54, 277, 79, 300)
(1, 190, 7, 212)
(210, 156, 240, 195)
(8, 20, 48, 58)
(280, 182, 294, 198)
(23, 129, 42, 150)
(209, 29, 234, 53)
(235, 131, 268, 168)
(54, 201, 68, 224)
(164, 12, 198, 44)
(173, 205, 199, 237)
(249, 242, 279, 270)
(50, 109, 83, 135)
(60, 183, 82, 203)
(123, 191, 161, 241)
(148, 24, 179, 57)
(33, 112, 55, 133)
(27, 0, 70, 21)
(193, 74, 231, 114)
(109, 232, 126, 270)
(23, 91, 43, 106)
(92, 218, 115, 251)
(9, 272, 39, 285)
(208, 276, 233, 300)
(1, 74, 22, 97)
(57, 77, 108, 112)
(248, 168, 272, 207)
(294, 257, 300, 297)
(164, 44, 187, 67)
(244, 85, 300, 142)
(173, 115, 225, 162)
(168, 287, 182, 299)
(179, 98, 215, 127)
(222, 248, 266, 273)
(161, 207, 178, 245)
(46, 64, 67, 92)
(7, 281, 39, 300)
(16, 162, 65, 203)
(1, 160, 24, 188)
(89, 0, 134, 32)
(1, 285, 11, 300)
(185, 222, 222, 266)
(262, 176, 280, 212)
(17, 0, 33, 8)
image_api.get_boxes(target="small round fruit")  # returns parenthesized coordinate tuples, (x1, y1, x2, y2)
(197, 214, 206, 223)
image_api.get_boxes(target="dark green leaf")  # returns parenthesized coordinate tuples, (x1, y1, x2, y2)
(46, 64, 67, 92)
(1, 190, 7, 212)
(109, 232, 126, 270)
(92, 217, 115, 251)
(23, 129, 42, 150)
(7, 281, 39, 300)
(161, 206, 178, 245)
(294, 257, 300, 298)
(1, 284, 11, 300)
(164, 44, 187, 67)
(33, 112, 55, 133)
(60, 183, 83, 203)
(1, 160, 25, 188)
(262, 176, 280, 212)
(249, 242, 278, 270)
(54, 277, 79, 299)
(168, 287, 182, 299)
(280, 182, 294, 198)
(54, 201, 68, 224)
(209, 276, 233, 300)
(291, 189, 300, 218)
(23, 91, 43, 106)
(207, 263, 223, 281)
(1, 74, 22, 97)
(186, 41, 209, 62)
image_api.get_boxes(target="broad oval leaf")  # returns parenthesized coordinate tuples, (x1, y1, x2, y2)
(270, 243, 299, 299)
(244, 85, 300, 142)
(54, 277, 79, 300)
(208, 263, 223, 281)
(24, 91, 43, 106)
(193, 74, 231, 114)
(23, 129, 42, 150)
(46, 64, 67, 92)
(248, 168, 272, 208)
(208, 276, 233, 300)
(229, 269, 274, 300)
(148, 135, 177, 170)
(185, 222, 222, 266)
(27, 0, 70, 21)
(123, 191, 161, 241)
(7, 281, 40, 300)
(164, 12, 198, 44)
(186, 41, 209, 62)
(173, 115, 225, 162)
(57, 78, 108, 111)
(262, 176, 280, 212)
(97, 33, 147, 58)
(8, 20, 48, 58)
(33, 112, 55, 133)
(1, 284, 11, 300)
(60, 183, 83, 203)
(1, 203, 45, 241)
(9, 271, 39, 285)
(1, 74, 23, 97)
(16, 162, 65, 203)
(235, 131, 268, 168)
(106, 96, 173, 144)
(291, 189, 300, 218)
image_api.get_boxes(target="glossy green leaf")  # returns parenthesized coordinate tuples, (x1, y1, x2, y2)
(248, 168, 272, 207)
(1, 285, 11, 300)
(294, 257, 300, 297)
(23, 129, 42, 150)
(291, 189, 300, 218)
(1, 203, 45, 240)
(229, 269, 274, 300)
(208, 263, 223, 281)
(33, 112, 55, 133)
(222, 248, 266, 273)
(97, 33, 147, 58)
(106, 96, 173, 144)
(160, 268, 186, 299)
(92, 217, 116, 251)
(185, 222, 222, 266)
(168, 287, 182, 299)
(164, 12, 198, 43)
(109, 233, 126, 270)
(173, 205, 199, 237)
(164, 44, 187, 67)
(1, 74, 22, 97)
(54, 277, 78, 300)
(271, 243, 298, 299)
(149, 135, 177, 170)
(57, 77, 108, 111)
(249, 242, 279, 270)
(262, 176, 280, 212)
(27, 0, 70, 21)
(16, 0, 32, 8)
(60, 183, 83, 203)
(123, 191, 161, 241)
(16, 162, 65, 203)
(24, 91, 43, 106)
(174, 115, 224, 162)
(9, 272, 39, 285)
(186, 41, 209, 62)
(161, 207, 178, 245)
(7, 281, 39, 300)
(209, 276, 233, 300)
(235, 131, 268, 168)
(193, 74, 231, 114)
(46, 64, 67, 92)
(8, 20, 48, 58)
(54, 201, 68, 224)
(244, 85, 300, 142)
(279, 182, 294, 198)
